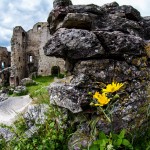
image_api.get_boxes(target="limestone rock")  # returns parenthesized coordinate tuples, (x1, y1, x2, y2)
(44, 28, 104, 60)
(49, 82, 83, 113)
(20, 78, 36, 86)
(14, 86, 27, 95)
(61, 13, 92, 30)
(118, 5, 141, 21)
(45, 1, 150, 149)
(143, 16, 150, 39)
(94, 31, 145, 56)
(0, 128, 14, 141)
(0, 95, 32, 125)
(0, 92, 8, 102)
(53, 0, 72, 9)
(23, 104, 49, 128)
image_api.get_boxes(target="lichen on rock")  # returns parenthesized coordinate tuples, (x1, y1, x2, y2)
(45, 0, 150, 149)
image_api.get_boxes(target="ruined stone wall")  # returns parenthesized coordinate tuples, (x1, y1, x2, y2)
(0, 46, 10, 86)
(10, 26, 27, 86)
(26, 23, 41, 75)
(38, 22, 65, 75)
(10, 22, 65, 86)
(0, 47, 10, 70)
(26, 22, 65, 76)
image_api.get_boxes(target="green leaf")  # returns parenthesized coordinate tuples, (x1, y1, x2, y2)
(112, 133, 118, 140)
(89, 144, 99, 150)
(114, 138, 122, 147)
(52, 135, 57, 140)
(122, 139, 133, 150)
(118, 129, 126, 139)
(49, 122, 55, 128)
(101, 139, 107, 146)
(99, 131, 107, 140)
(94, 140, 101, 144)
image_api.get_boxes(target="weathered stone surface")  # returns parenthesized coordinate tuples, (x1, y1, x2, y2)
(143, 16, 150, 39)
(20, 78, 36, 86)
(47, 1, 143, 36)
(145, 41, 150, 58)
(0, 92, 8, 102)
(24, 104, 49, 128)
(61, 13, 92, 30)
(94, 31, 144, 56)
(0, 95, 32, 125)
(49, 83, 83, 113)
(68, 122, 91, 150)
(44, 28, 104, 60)
(118, 5, 141, 21)
(0, 47, 11, 86)
(53, 0, 72, 9)
(14, 86, 27, 95)
(45, 0, 150, 149)
(0, 128, 14, 141)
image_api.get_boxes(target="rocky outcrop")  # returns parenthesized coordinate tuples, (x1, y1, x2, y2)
(20, 78, 36, 86)
(44, 0, 150, 149)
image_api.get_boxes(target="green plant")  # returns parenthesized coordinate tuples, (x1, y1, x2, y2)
(57, 73, 65, 78)
(26, 76, 54, 104)
(89, 129, 133, 150)
(89, 81, 134, 150)
(14, 89, 28, 96)
(0, 105, 73, 150)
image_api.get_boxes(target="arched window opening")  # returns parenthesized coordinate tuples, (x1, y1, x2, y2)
(22, 32, 25, 38)
(1, 62, 5, 70)
(37, 25, 41, 31)
(29, 55, 33, 63)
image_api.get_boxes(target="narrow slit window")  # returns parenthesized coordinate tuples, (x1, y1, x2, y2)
(29, 56, 33, 62)
(37, 25, 41, 31)
(1, 62, 5, 69)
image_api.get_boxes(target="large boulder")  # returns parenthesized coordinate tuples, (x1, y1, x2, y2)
(44, 28, 104, 60)
(53, 0, 72, 9)
(45, 0, 150, 149)
(20, 78, 36, 86)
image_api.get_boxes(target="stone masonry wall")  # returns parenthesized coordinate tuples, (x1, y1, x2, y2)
(0, 47, 10, 71)
(11, 22, 65, 86)
(10, 26, 27, 86)
(0, 46, 10, 86)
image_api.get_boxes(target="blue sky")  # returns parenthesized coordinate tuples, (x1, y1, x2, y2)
(0, 0, 150, 51)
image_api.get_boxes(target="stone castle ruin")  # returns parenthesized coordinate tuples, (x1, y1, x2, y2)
(10, 22, 65, 86)
(0, 0, 150, 148)
(0, 47, 10, 86)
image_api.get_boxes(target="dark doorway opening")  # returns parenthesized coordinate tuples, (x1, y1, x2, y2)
(16, 76, 19, 86)
(51, 66, 60, 76)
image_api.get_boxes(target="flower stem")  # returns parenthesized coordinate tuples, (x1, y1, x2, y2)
(99, 106, 111, 123)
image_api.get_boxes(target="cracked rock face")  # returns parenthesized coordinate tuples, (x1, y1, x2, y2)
(44, 28, 104, 60)
(45, 1, 150, 148)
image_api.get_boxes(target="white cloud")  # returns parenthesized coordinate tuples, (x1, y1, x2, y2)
(7, 46, 11, 52)
(0, 0, 52, 49)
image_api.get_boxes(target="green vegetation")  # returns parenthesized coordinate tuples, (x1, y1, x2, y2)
(90, 129, 133, 150)
(26, 75, 54, 104)
(0, 105, 73, 150)
(0, 76, 150, 150)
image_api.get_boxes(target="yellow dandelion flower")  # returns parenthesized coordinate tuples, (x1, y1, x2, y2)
(93, 92, 110, 106)
(102, 81, 124, 93)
